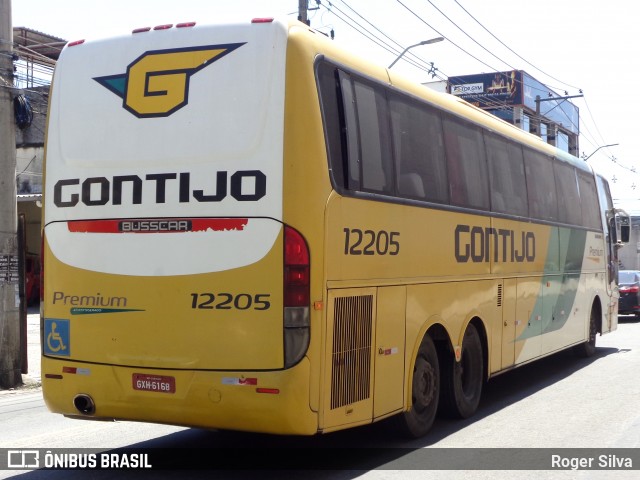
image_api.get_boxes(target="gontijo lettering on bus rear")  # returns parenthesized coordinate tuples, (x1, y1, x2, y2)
(53, 170, 266, 207)
(455, 224, 536, 263)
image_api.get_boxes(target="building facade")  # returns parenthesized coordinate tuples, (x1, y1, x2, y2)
(448, 70, 580, 156)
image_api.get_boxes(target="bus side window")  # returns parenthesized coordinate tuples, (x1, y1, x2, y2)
(389, 93, 448, 203)
(338, 72, 362, 191)
(524, 149, 558, 222)
(351, 79, 393, 195)
(553, 161, 581, 225)
(442, 115, 489, 210)
(316, 62, 349, 191)
(576, 172, 601, 229)
(484, 132, 527, 217)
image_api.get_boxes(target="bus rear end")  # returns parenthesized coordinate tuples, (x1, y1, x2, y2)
(42, 19, 315, 434)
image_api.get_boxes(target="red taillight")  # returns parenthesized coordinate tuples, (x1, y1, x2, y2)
(285, 227, 309, 265)
(286, 267, 309, 285)
(284, 227, 309, 307)
(621, 285, 639, 293)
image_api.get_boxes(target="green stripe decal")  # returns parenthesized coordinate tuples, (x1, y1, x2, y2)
(70, 308, 145, 315)
(517, 227, 587, 340)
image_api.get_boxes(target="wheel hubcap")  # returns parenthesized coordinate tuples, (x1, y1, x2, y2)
(413, 357, 435, 412)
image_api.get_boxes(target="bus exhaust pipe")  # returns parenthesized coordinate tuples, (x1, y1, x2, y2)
(73, 394, 95, 415)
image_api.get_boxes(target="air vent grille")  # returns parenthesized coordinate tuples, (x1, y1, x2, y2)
(330, 295, 373, 410)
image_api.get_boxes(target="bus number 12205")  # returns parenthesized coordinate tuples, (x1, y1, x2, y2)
(343, 228, 400, 256)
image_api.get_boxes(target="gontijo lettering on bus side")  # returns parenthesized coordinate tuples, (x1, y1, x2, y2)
(455, 224, 535, 263)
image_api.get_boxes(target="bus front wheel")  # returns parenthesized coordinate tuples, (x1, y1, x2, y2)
(396, 334, 440, 438)
(440, 323, 484, 419)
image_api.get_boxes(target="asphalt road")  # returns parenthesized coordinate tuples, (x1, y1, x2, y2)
(1, 312, 639, 479)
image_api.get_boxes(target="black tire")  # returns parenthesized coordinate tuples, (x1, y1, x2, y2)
(574, 308, 598, 357)
(395, 334, 440, 438)
(440, 323, 484, 419)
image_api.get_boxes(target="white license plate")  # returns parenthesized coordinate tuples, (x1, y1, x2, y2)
(132, 373, 176, 393)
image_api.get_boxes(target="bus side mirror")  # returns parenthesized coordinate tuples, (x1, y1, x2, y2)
(620, 224, 630, 243)
(615, 209, 630, 244)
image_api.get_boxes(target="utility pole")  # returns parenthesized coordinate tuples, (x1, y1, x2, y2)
(0, 0, 21, 389)
(298, 0, 309, 25)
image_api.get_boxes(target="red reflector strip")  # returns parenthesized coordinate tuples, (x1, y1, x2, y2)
(67, 40, 85, 47)
(222, 377, 258, 386)
(132, 27, 151, 34)
(67, 218, 248, 233)
(252, 18, 274, 23)
(256, 388, 280, 394)
(177, 22, 196, 28)
(45, 374, 63, 380)
(153, 24, 173, 30)
(62, 366, 90, 375)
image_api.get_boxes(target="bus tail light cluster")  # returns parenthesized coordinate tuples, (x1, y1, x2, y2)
(283, 226, 310, 368)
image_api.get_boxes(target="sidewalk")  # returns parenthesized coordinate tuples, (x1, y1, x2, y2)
(0, 305, 42, 395)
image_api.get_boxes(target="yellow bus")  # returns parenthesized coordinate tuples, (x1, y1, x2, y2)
(42, 18, 628, 437)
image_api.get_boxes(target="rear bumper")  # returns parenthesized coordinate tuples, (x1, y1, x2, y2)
(42, 356, 317, 435)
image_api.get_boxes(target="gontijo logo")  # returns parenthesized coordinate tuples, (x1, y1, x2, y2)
(94, 43, 244, 118)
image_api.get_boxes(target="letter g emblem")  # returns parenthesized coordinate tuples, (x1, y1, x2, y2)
(95, 43, 244, 118)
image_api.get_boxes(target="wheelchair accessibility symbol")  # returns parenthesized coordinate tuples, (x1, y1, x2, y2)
(44, 318, 70, 356)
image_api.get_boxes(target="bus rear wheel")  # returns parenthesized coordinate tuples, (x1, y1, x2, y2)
(440, 323, 484, 419)
(396, 334, 440, 438)
(574, 307, 598, 358)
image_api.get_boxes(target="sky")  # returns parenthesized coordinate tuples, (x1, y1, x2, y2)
(10, 0, 640, 205)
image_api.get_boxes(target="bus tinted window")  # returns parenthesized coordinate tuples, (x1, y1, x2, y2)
(352, 80, 393, 194)
(316, 62, 347, 190)
(484, 132, 527, 216)
(442, 115, 489, 210)
(554, 161, 581, 225)
(316, 60, 601, 229)
(524, 149, 558, 221)
(577, 171, 601, 229)
(338, 72, 362, 191)
(389, 93, 448, 203)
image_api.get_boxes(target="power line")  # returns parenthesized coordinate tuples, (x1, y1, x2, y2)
(318, 1, 440, 76)
(452, 0, 581, 91)
(335, 0, 436, 72)
(424, 0, 520, 72)
(395, 0, 503, 74)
